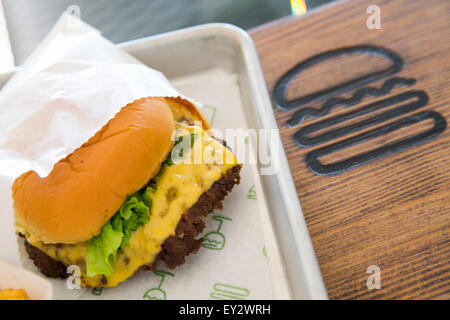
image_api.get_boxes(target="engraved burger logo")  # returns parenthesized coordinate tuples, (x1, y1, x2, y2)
(273, 45, 447, 175)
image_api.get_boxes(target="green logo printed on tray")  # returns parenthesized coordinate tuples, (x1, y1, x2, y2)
(201, 105, 217, 126)
(247, 185, 257, 200)
(142, 270, 175, 300)
(202, 215, 232, 251)
(91, 287, 103, 296)
(263, 246, 268, 258)
(210, 283, 250, 300)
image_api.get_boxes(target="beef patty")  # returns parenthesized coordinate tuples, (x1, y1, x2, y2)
(22, 164, 242, 284)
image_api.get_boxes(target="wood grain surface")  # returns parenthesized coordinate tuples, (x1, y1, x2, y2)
(250, 0, 449, 299)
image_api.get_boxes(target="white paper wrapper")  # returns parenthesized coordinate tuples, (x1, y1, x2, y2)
(0, 13, 286, 299)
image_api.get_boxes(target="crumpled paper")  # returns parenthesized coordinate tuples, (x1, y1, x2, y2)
(0, 13, 288, 299)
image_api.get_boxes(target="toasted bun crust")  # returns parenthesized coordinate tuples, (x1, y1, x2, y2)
(13, 97, 175, 244)
(164, 97, 211, 131)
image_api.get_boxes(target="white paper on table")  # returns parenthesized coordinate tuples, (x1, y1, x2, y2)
(0, 1, 14, 73)
(0, 13, 286, 299)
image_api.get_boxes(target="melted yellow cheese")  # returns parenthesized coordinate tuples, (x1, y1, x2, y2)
(24, 124, 237, 287)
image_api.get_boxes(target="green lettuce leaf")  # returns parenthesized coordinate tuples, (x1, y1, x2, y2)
(86, 182, 156, 277)
(86, 221, 123, 277)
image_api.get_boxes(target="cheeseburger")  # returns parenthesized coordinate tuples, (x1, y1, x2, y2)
(13, 97, 241, 288)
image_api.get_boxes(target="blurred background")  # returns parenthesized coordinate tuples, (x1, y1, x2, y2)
(1, 0, 335, 67)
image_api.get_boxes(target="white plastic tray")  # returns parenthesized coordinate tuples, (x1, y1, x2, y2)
(0, 23, 327, 300)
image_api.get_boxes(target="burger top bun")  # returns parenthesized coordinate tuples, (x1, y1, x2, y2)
(164, 96, 211, 131)
(13, 97, 175, 244)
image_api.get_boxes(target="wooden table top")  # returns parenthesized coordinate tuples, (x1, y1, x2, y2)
(250, 0, 449, 299)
